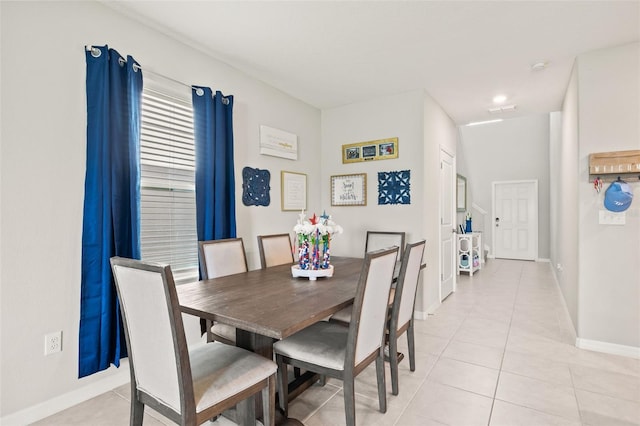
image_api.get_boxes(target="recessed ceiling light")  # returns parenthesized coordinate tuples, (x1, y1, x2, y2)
(531, 61, 548, 71)
(466, 119, 503, 127)
(493, 94, 507, 104)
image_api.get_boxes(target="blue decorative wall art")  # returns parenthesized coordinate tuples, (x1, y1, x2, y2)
(378, 170, 411, 205)
(242, 166, 270, 206)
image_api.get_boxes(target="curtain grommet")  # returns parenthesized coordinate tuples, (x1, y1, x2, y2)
(195, 88, 205, 97)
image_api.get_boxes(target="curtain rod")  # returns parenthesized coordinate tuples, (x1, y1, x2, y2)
(85, 45, 230, 103)
(85, 45, 193, 91)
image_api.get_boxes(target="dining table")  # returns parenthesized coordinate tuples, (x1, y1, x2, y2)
(177, 256, 366, 420)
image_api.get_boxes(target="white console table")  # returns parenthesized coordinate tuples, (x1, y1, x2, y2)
(457, 232, 482, 276)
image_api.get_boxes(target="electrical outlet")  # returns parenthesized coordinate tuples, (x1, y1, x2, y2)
(44, 331, 62, 355)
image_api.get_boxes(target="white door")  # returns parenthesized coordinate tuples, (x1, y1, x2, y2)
(492, 180, 538, 260)
(440, 149, 456, 300)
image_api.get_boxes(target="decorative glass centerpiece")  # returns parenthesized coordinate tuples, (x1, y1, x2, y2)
(292, 211, 343, 280)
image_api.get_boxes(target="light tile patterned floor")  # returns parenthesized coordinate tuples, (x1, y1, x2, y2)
(33, 259, 640, 425)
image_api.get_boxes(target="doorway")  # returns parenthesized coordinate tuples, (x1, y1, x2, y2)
(492, 180, 538, 260)
(440, 149, 455, 300)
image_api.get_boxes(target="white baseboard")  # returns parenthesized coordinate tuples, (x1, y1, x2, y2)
(1, 340, 209, 425)
(414, 309, 428, 320)
(550, 265, 578, 344)
(1, 365, 130, 426)
(576, 338, 640, 359)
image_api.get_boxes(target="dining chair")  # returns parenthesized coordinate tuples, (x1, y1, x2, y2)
(198, 238, 248, 345)
(328, 240, 425, 396)
(273, 247, 399, 426)
(257, 233, 294, 269)
(365, 231, 406, 258)
(110, 257, 277, 426)
(387, 240, 425, 395)
(329, 231, 406, 325)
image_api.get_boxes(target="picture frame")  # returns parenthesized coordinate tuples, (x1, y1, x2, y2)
(342, 137, 398, 164)
(331, 173, 367, 206)
(260, 125, 298, 160)
(281, 171, 307, 211)
(456, 174, 467, 212)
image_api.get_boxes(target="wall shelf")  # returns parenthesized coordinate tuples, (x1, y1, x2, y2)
(589, 150, 640, 182)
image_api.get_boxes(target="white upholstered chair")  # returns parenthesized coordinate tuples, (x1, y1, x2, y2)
(365, 231, 406, 258)
(257, 233, 294, 269)
(387, 240, 425, 395)
(330, 231, 407, 324)
(328, 240, 425, 396)
(273, 247, 399, 426)
(110, 257, 276, 426)
(198, 238, 248, 345)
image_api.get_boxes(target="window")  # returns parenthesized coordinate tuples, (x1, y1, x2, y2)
(140, 88, 198, 284)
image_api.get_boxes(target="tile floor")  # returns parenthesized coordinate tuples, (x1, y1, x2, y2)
(33, 259, 640, 425)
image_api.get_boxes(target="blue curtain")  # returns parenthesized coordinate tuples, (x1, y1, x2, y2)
(192, 87, 236, 336)
(192, 87, 237, 243)
(79, 46, 142, 378)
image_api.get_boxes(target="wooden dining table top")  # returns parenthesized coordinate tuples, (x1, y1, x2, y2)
(177, 256, 364, 341)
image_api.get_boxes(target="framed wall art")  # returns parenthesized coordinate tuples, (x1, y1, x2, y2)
(331, 173, 367, 206)
(281, 171, 307, 211)
(260, 125, 298, 160)
(342, 137, 398, 164)
(378, 170, 411, 205)
(242, 166, 270, 207)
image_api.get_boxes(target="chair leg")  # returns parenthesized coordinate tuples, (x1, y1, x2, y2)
(130, 397, 144, 426)
(275, 355, 289, 417)
(262, 375, 276, 426)
(407, 323, 416, 372)
(375, 351, 387, 413)
(236, 395, 256, 426)
(389, 334, 400, 396)
(343, 378, 356, 426)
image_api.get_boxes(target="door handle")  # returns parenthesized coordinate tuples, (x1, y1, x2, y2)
(495, 217, 500, 227)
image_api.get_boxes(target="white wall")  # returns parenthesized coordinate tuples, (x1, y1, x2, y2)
(458, 115, 551, 259)
(422, 94, 459, 313)
(321, 90, 457, 314)
(576, 43, 640, 349)
(1, 1, 321, 420)
(321, 90, 426, 256)
(554, 66, 580, 330)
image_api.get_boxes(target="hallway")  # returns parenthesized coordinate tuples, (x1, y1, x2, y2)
(34, 259, 640, 425)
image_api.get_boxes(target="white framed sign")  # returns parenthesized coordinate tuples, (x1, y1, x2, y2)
(260, 125, 298, 160)
(281, 171, 307, 211)
(331, 173, 367, 206)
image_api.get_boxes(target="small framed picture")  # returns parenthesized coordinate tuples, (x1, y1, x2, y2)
(345, 147, 360, 160)
(342, 137, 399, 163)
(281, 171, 307, 211)
(331, 173, 367, 206)
(362, 145, 377, 158)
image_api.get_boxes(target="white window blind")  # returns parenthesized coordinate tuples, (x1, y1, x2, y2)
(140, 88, 198, 284)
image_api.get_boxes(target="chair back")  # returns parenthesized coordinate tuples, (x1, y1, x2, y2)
(392, 240, 426, 330)
(365, 231, 405, 258)
(347, 247, 399, 365)
(199, 238, 248, 279)
(257, 233, 294, 268)
(110, 257, 192, 414)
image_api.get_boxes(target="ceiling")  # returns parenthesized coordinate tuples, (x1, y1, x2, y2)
(106, 1, 639, 125)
